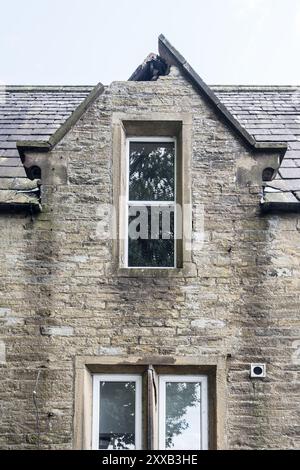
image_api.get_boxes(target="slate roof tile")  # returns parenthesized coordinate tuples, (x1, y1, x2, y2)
(279, 167, 300, 179)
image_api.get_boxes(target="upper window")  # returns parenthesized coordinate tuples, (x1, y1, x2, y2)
(126, 137, 176, 268)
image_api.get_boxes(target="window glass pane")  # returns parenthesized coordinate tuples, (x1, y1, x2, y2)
(128, 205, 175, 267)
(165, 381, 201, 450)
(129, 141, 175, 201)
(99, 381, 136, 450)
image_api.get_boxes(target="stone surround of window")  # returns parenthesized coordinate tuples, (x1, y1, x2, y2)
(73, 355, 227, 450)
(111, 113, 195, 277)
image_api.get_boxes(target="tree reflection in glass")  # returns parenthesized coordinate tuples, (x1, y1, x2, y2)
(99, 381, 136, 450)
(129, 142, 175, 202)
(165, 382, 201, 450)
(128, 205, 175, 267)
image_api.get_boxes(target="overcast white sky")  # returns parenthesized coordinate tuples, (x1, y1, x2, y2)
(0, 0, 299, 86)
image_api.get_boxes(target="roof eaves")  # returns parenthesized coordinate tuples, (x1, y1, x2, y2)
(0, 184, 41, 212)
(158, 34, 288, 156)
(261, 201, 300, 213)
(0, 200, 41, 213)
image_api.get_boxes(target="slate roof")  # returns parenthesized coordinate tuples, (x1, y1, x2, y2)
(213, 86, 300, 203)
(0, 86, 93, 178)
(0, 83, 300, 203)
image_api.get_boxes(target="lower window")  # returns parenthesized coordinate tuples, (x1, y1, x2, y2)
(159, 375, 208, 450)
(92, 372, 208, 450)
(92, 374, 142, 450)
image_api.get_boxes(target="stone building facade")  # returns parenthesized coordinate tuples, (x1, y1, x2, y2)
(0, 35, 299, 450)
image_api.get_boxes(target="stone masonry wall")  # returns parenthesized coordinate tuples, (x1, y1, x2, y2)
(0, 67, 299, 449)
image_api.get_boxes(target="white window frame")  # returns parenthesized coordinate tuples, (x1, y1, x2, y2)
(92, 374, 142, 450)
(158, 375, 208, 450)
(125, 137, 177, 269)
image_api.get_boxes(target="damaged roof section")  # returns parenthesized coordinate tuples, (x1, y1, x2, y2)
(128, 53, 169, 81)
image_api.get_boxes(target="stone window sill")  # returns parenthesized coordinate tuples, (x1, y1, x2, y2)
(116, 263, 196, 278)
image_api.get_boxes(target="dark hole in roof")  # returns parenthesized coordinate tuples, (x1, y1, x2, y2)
(262, 167, 276, 182)
(27, 165, 42, 181)
(129, 54, 169, 82)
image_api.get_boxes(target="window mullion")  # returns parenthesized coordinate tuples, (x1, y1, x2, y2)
(147, 365, 159, 450)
